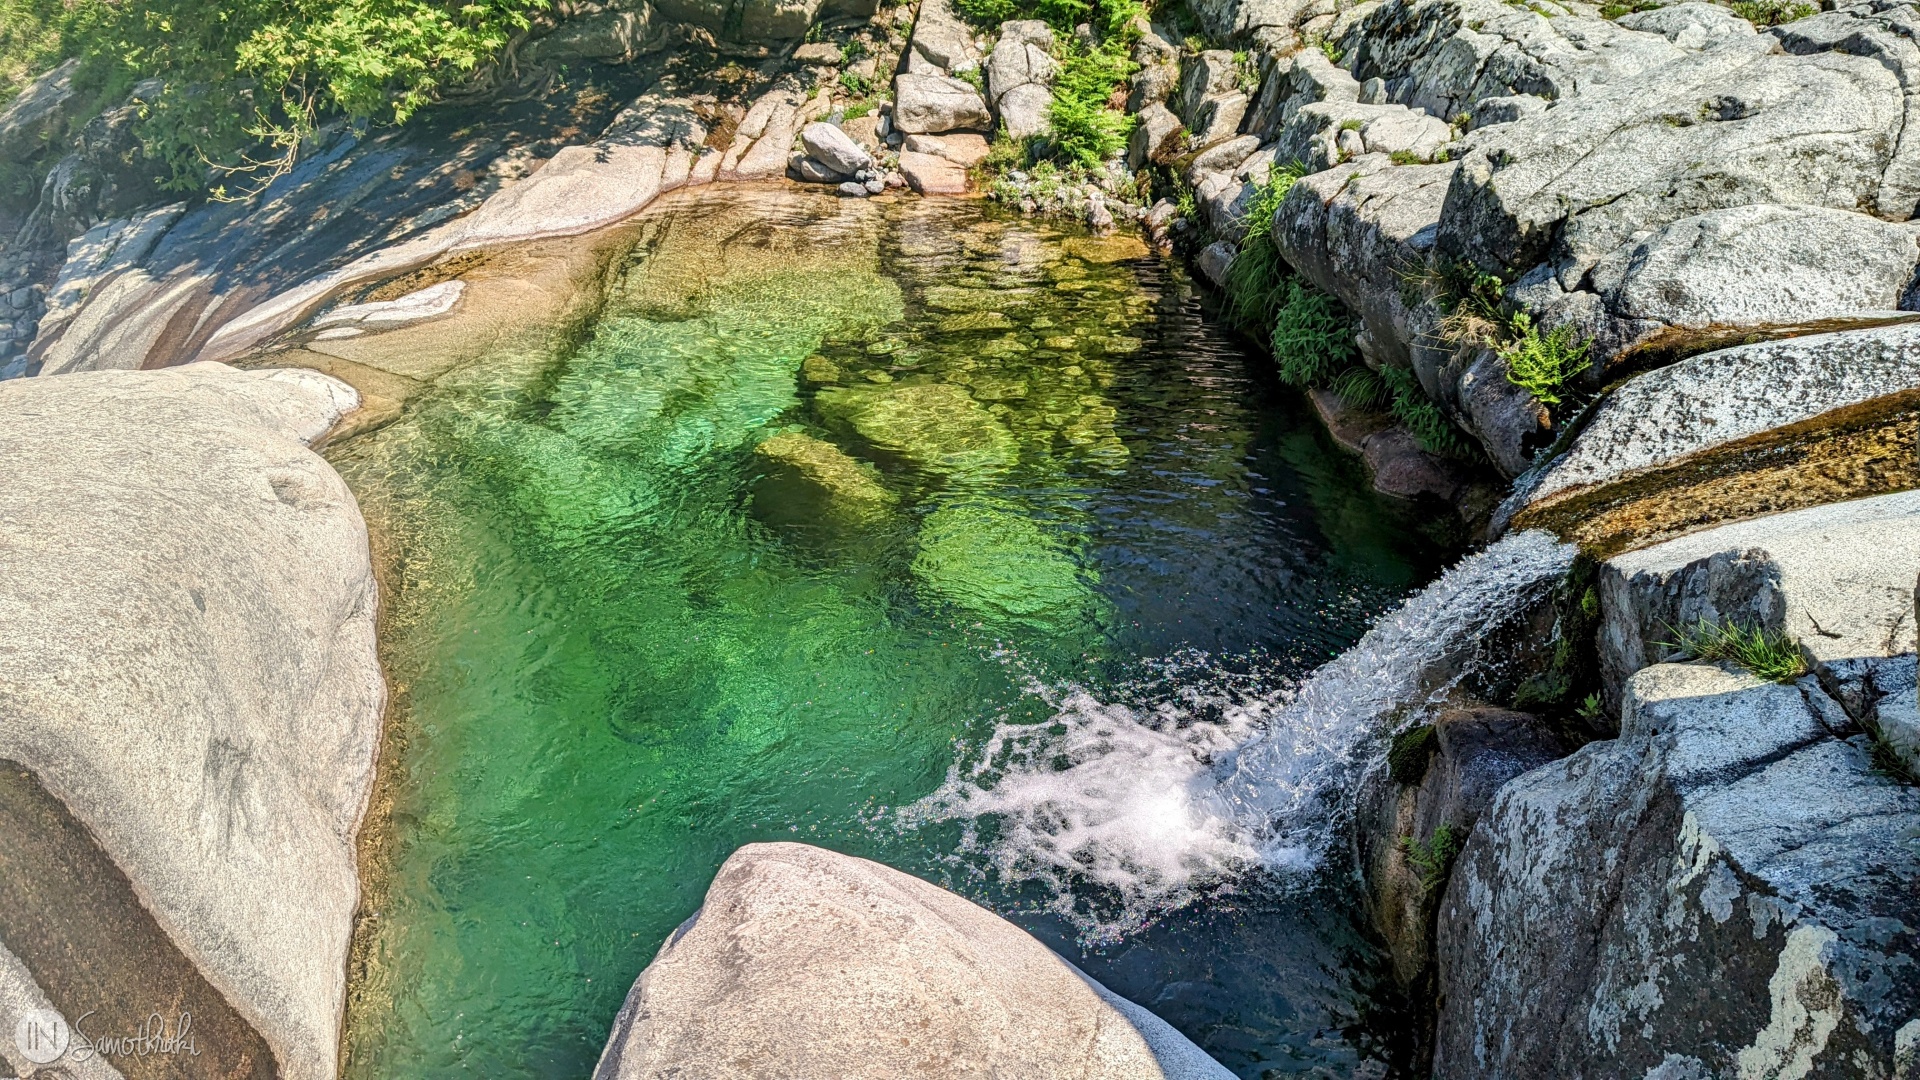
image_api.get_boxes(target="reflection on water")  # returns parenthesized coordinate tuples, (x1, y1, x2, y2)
(334, 189, 1446, 1078)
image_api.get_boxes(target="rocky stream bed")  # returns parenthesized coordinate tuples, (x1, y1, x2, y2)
(1, 0, 1919, 1075)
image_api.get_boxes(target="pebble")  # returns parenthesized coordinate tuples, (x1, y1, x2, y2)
(838, 181, 871, 198)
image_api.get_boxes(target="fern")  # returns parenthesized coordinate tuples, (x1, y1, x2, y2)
(1270, 280, 1354, 388)
(1499, 312, 1588, 406)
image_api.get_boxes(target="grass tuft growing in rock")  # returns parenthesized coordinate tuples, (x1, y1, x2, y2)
(1222, 162, 1306, 328)
(1660, 618, 1809, 683)
(1383, 366, 1478, 459)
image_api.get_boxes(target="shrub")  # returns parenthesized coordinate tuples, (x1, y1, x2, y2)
(840, 70, 872, 96)
(1270, 279, 1353, 388)
(1499, 311, 1588, 405)
(1659, 618, 1809, 683)
(1221, 161, 1305, 328)
(1046, 34, 1136, 168)
(1382, 364, 1478, 459)
(1730, 0, 1816, 25)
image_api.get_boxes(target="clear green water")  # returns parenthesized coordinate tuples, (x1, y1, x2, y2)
(333, 191, 1444, 1078)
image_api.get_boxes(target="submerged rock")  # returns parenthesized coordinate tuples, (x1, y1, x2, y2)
(911, 497, 1094, 627)
(592, 842, 1235, 1079)
(1434, 661, 1920, 1079)
(753, 431, 895, 514)
(813, 381, 1018, 476)
(0, 363, 381, 1080)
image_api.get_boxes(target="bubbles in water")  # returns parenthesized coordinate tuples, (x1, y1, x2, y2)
(902, 531, 1577, 944)
(900, 654, 1287, 943)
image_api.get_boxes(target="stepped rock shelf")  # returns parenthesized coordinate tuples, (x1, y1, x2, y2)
(1, 0, 1918, 1072)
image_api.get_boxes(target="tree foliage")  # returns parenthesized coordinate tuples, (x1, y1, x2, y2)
(3, 0, 546, 195)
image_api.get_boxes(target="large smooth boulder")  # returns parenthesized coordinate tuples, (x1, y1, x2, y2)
(0, 363, 382, 1080)
(592, 843, 1235, 1079)
(892, 73, 993, 134)
(1500, 324, 1920, 551)
(1434, 661, 1920, 1079)
(1595, 489, 1920, 717)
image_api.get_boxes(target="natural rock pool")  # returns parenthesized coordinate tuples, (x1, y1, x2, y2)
(328, 189, 1446, 1077)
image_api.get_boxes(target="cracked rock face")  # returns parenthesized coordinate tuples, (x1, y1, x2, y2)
(1501, 327, 1920, 551)
(1434, 661, 1920, 1079)
(1594, 488, 1920, 718)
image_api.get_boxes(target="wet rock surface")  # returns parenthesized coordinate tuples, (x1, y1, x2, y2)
(1503, 325, 1920, 551)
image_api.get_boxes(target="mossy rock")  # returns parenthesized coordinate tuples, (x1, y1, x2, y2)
(922, 285, 1030, 312)
(936, 311, 1015, 333)
(1062, 235, 1150, 264)
(753, 432, 895, 515)
(911, 498, 1095, 627)
(813, 382, 1018, 478)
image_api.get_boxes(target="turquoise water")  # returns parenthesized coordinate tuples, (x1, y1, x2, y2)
(333, 191, 1443, 1077)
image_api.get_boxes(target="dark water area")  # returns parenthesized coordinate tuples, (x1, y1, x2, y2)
(331, 189, 1446, 1078)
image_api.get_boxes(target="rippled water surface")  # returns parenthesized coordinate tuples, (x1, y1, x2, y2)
(332, 190, 1446, 1078)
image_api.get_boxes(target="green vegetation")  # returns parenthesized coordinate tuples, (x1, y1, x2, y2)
(1048, 32, 1136, 167)
(1387, 723, 1438, 786)
(1382, 365, 1476, 458)
(1499, 311, 1589, 405)
(840, 70, 873, 97)
(1660, 618, 1809, 683)
(1869, 734, 1919, 786)
(1218, 165, 1480, 461)
(1598, 0, 1659, 17)
(1576, 692, 1606, 725)
(1222, 161, 1305, 327)
(1426, 260, 1592, 412)
(1401, 823, 1463, 895)
(1270, 280, 1353, 387)
(952, 0, 1141, 171)
(1730, 0, 1817, 24)
(2, 0, 546, 196)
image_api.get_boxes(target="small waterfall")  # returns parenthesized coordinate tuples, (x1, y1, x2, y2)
(1204, 528, 1577, 863)
(903, 530, 1576, 941)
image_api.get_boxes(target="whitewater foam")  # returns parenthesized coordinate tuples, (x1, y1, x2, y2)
(901, 531, 1577, 942)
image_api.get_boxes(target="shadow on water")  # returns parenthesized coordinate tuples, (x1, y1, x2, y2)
(331, 188, 1450, 1079)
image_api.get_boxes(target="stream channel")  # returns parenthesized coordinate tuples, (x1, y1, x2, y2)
(325, 187, 1450, 1078)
